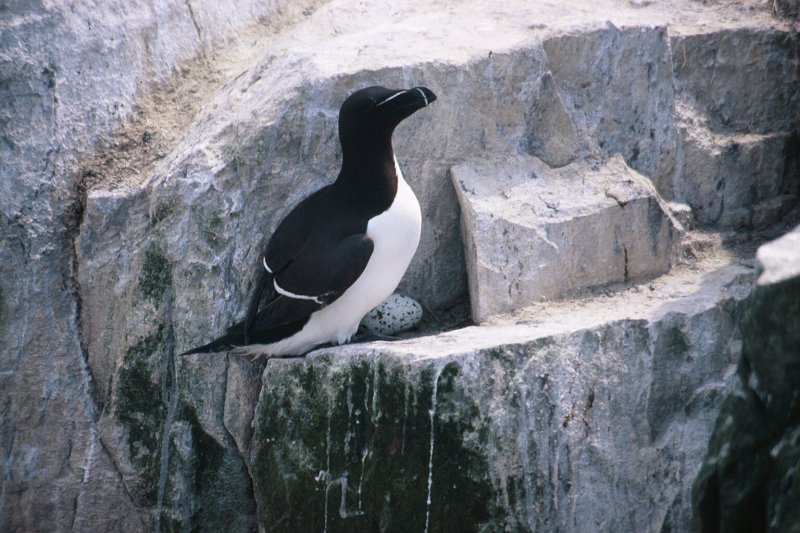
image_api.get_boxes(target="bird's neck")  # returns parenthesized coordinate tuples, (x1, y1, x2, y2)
(337, 137, 398, 209)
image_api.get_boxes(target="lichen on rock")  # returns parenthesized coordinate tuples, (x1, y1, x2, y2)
(113, 329, 169, 507)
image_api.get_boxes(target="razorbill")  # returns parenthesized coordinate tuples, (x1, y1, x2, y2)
(183, 85, 437, 356)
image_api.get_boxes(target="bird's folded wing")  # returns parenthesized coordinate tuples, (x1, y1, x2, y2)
(273, 233, 374, 304)
(247, 234, 374, 335)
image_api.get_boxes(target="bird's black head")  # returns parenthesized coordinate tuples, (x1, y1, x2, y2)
(338, 85, 437, 153)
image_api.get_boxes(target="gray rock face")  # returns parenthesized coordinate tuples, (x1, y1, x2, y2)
(2, 0, 799, 531)
(671, 29, 800, 228)
(541, 26, 678, 195)
(452, 154, 680, 322)
(676, 117, 798, 227)
(692, 225, 800, 533)
(671, 29, 800, 135)
(775, 0, 800, 19)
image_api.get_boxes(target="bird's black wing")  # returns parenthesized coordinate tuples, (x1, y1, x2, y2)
(262, 185, 338, 274)
(243, 267, 274, 342)
(274, 233, 374, 303)
(245, 185, 371, 340)
(244, 186, 334, 340)
(246, 233, 375, 342)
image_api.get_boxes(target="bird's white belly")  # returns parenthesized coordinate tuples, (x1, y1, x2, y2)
(250, 166, 421, 356)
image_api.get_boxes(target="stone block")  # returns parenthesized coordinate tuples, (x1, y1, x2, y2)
(451, 154, 680, 322)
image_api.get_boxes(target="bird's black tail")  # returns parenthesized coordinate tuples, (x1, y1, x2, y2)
(180, 321, 245, 355)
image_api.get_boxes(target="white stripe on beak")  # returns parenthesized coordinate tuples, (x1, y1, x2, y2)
(376, 90, 407, 107)
(415, 87, 428, 106)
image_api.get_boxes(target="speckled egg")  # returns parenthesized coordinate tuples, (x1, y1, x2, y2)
(360, 293, 423, 335)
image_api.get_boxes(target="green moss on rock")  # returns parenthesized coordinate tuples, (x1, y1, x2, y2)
(150, 200, 176, 227)
(199, 213, 224, 251)
(114, 329, 167, 507)
(139, 244, 172, 303)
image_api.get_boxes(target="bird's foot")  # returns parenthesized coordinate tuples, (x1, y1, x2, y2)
(352, 331, 400, 343)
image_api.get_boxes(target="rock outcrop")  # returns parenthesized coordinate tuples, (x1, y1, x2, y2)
(250, 257, 753, 532)
(1, 1, 798, 531)
(692, 225, 800, 533)
(671, 29, 800, 228)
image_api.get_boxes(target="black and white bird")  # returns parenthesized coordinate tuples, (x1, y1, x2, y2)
(183, 85, 437, 357)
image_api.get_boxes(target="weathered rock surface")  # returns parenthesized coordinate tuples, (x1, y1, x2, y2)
(775, 0, 800, 19)
(452, 154, 680, 322)
(2, 0, 799, 531)
(692, 225, 800, 533)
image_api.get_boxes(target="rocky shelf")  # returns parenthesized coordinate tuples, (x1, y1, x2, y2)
(1, 0, 798, 531)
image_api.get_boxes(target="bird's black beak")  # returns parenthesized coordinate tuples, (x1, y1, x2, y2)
(375, 86, 437, 119)
(410, 86, 437, 106)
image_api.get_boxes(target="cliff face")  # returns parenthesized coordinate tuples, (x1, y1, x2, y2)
(0, 2, 320, 529)
(1, 1, 798, 531)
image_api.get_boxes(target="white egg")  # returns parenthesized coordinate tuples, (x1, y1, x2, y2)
(360, 293, 423, 335)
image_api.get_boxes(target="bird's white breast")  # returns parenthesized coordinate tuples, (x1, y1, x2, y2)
(314, 159, 422, 343)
